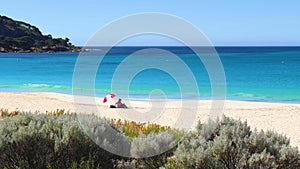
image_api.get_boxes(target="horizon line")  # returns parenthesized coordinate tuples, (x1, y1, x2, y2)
(81, 45, 300, 48)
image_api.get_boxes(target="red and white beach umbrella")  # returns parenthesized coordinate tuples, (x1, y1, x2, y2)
(103, 93, 116, 103)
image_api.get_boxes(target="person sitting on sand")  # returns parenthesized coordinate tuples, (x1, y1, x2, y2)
(115, 98, 127, 108)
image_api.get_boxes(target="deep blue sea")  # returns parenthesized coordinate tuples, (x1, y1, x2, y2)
(0, 47, 299, 103)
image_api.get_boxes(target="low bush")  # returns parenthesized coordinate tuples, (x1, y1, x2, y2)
(67, 154, 101, 169)
(0, 112, 180, 168)
(45, 109, 67, 116)
(1, 111, 299, 169)
(164, 116, 300, 169)
(0, 108, 19, 118)
(116, 132, 175, 168)
(0, 113, 118, 169)
(110, 119, 172, 138)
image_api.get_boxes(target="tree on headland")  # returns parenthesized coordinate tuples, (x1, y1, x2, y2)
(0, 15, 81, 52)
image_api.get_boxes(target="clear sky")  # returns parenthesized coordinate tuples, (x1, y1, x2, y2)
(1, 0, 300, 46)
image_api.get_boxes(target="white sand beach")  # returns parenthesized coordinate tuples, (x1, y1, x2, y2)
(1, 92, 300, 148)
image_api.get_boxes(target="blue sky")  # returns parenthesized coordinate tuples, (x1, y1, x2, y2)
(1, 0, 300, 46)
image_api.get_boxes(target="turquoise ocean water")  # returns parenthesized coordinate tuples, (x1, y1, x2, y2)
(0, 47, 299, 103)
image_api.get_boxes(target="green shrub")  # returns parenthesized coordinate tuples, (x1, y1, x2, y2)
(116, 131, 175, 169)
(0, 108, 19, 118)
(110, 119, 173, 138)
(130, 131, 175, 158)
(0, 112, 180, 168)
(67, 154, 101, 169)
(45, 109, 67, 116)
(1, 111, 299, 169)
(0, 113, 118, 169)
(78, 114, 131, 157)
(164, 116, 300, 169)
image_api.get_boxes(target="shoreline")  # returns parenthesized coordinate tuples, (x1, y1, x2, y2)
(0, 92, 300, 148)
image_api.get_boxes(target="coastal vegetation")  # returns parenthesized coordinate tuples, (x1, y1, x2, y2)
(0, 15, 81, 52)
(0, 110, 299, 168)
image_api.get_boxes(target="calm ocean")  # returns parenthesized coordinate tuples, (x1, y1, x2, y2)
(0, 47, 299, 103)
